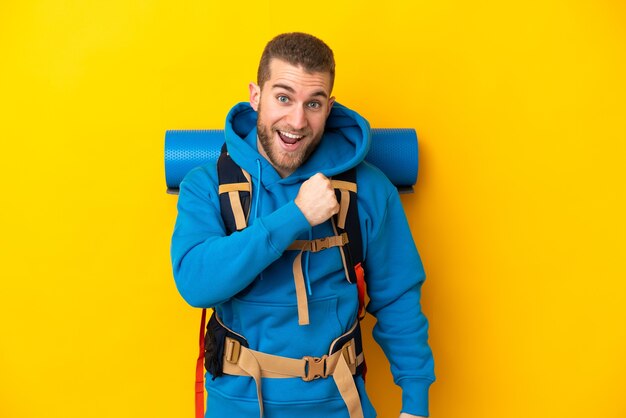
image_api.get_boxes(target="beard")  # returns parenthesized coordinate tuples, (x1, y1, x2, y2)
(257, 104, 323, 176)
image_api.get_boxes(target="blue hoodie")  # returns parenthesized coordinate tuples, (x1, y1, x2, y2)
(171, 102, 435, 417)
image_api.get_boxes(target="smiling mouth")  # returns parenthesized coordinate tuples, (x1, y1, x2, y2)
(277, 130, 305, 145)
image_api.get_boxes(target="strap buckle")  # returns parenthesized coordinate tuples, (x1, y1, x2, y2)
(310, 233, 349, 252)
(302, 355, 329, 381)
(315, 237, 329, 251)
(225, 338, 241, 364)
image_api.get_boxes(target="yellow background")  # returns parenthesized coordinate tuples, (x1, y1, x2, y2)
(1, 1, 625, 417)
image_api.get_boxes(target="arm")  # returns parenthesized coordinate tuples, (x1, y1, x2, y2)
(364, 181, 435, 417)
(170, 165, 312, 308)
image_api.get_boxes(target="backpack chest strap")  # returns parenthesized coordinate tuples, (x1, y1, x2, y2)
(287, 232, 349, 252)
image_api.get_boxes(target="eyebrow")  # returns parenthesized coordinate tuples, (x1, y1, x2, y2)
(271, 83, 328, 99)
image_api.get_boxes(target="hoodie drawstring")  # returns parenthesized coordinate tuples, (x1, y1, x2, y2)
(304, 230, 313, 296)
(254, 159, 262, 220)
(255, 159, 264, 281)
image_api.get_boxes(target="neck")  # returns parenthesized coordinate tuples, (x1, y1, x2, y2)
(256, 136, 294, 178)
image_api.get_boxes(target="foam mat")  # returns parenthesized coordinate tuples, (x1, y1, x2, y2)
(165, 128, 418, 192)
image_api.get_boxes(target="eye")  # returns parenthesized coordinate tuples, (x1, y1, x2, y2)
(277, 95, 289, 103)
(307, 101, 321, 109)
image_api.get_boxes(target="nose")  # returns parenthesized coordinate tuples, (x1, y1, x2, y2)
(285, 105, 307, 131)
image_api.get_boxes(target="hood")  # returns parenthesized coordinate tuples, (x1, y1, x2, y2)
(224, 102, 371, 186)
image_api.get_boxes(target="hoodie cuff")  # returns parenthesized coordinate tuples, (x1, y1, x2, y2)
(258, 200, 312, 254)
(398, 378, 433, 417)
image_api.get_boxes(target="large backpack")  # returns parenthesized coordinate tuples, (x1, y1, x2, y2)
(194, 144, 367, 417)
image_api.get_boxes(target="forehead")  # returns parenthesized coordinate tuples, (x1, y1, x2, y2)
(263, 59, 332, 97)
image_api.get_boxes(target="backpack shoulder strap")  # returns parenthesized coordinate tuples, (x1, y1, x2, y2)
(332, 168, 367, 319)
(217, 143, 252, 234)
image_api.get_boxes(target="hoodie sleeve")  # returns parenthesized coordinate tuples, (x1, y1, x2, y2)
(362, 170, 435, 417)
(171, 165, 312, 308)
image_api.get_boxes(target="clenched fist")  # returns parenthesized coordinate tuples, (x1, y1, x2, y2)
(295, 173, 340, 226)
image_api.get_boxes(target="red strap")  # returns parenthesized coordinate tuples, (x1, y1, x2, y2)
(195, 309, 207, 418)
(355, 263, 366, 320)
(353, 264, 368, 381)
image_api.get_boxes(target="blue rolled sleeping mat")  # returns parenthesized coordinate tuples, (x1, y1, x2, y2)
(165, 128, 419, 194)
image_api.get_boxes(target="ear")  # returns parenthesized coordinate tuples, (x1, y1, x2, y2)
(249, 82, 261, 111)
(326, 96, 335, 117)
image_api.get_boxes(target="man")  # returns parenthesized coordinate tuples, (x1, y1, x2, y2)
(171, 32, 434, 418)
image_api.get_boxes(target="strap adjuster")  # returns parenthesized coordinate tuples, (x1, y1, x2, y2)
(302, 355, 329, 381)
(339, 232, 349, 246)
(225, 338, 241, 364)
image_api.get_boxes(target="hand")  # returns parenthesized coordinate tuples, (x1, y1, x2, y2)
(399, 414, 427, 418)
(295, 173, 340, 226)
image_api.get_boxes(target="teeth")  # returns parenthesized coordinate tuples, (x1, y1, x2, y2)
(280, 131, 304, 140)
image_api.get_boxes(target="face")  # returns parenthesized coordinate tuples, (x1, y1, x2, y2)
(249, 59, 335, 177)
